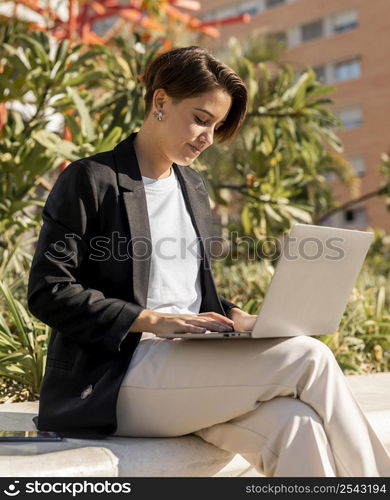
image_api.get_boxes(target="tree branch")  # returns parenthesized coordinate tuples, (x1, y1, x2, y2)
(316, 187, 387, 224)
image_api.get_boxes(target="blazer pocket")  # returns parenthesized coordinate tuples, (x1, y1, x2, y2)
(46, 357, 74, 370)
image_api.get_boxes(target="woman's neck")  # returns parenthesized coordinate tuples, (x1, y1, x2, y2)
(133, 126, 173, 179)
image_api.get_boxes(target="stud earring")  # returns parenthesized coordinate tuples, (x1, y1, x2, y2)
(153, 110, 163, 121)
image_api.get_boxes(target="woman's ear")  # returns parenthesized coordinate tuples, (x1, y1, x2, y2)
(153, 88, 167, 112)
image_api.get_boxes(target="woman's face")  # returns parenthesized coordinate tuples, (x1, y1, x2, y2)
(153, 88, 232, 166)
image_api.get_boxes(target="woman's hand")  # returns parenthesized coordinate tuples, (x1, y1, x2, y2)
(227, 308, 257, 332)
(129, 309, 235, 334)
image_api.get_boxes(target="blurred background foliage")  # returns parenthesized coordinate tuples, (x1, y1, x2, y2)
(0, 15, 390, 402)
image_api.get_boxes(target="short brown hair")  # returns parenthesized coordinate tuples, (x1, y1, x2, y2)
(140, 46, 247, 144)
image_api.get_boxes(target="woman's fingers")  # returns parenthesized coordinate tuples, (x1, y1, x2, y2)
(198, 312, 235, 327)
(154, 312, 235, 334)
(175, 322, 207, 333)
(172, 319, 232, 333)
(188, 318, 233, 332)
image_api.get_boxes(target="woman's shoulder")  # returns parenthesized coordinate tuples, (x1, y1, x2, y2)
(60, 150, 119, 195)
(74, 150, 117, 182)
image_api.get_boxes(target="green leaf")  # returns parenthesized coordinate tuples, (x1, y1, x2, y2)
(32, 130, 79, 161)
(96, 127, 123, 152)
(0, 281, 28, 347)
(67, 87, 95, 142)
(264, 203, 284, 223)
(241, 204, 252, 234)
(16, 33, 50, 71)
(62, 70, 106, 88)
(283, 205, 313, 223)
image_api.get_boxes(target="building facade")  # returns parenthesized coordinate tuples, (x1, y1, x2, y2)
(197, 0, 390, 232)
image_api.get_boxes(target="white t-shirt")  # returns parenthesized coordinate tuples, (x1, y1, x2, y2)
(140, 167, 202, 339)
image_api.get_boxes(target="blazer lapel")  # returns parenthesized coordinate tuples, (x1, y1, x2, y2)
(113, 133, 151, 308)
(173, 165, 214, 266)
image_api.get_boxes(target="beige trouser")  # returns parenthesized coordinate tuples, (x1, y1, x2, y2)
(114, 335, 390, 477)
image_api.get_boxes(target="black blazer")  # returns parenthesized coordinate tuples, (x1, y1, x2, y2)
(28, 132, 238, 438)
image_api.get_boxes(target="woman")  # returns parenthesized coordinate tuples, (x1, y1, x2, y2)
(28, 45, 390, 476)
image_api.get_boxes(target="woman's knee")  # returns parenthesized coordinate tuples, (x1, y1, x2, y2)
(288, 336, 336, 367)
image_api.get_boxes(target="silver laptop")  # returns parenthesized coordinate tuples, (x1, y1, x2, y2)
(156, 223, 373, 340)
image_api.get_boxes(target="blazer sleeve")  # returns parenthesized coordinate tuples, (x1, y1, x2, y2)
(27, 160, 143, 353)
(218, 294, 240, 315)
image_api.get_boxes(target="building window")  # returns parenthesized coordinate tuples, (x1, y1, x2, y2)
(301, 19, 324, 42)
(238, 0, 261, 15)
(336, 106, 363, 129)
(323, 206, 367, 227)
(343, 206, 367, 227)
(266, 0, 286, 9)
(272, 31, 287, 44)
(323, 171, 337, 181)
(334, 58, 361, 82)
(332, 10, 358, 34)
(349, 155, 365, 176)
(201, 12, 214, 22)
(241, 6, 259, 15)
(313, 65, 326, 82)
(202, 5, 241, 21)
(217, 6, 239, 20)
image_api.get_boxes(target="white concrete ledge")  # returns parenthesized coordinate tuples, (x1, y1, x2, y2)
(0, 401, 252, 477)
(0, 373, 389, 477)
(0, 447, 118, 477)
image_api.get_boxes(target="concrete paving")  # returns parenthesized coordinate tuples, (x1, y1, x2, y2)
(0, 373, 389, 477)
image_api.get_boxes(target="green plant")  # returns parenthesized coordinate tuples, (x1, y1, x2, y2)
(0, 280, 49, 398)
(0, 31, 160, 282)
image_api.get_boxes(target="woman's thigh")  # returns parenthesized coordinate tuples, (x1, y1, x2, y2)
(115, 335, 335, 437)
